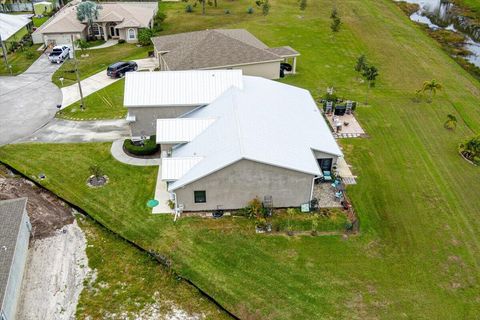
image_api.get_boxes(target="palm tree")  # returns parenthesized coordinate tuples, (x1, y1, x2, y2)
(76, 1, 101, 40)
(444, 114, 457, 130)
(421, 79, 442, 102)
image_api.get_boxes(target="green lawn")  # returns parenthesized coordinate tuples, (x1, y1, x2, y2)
(56, 79, 126, 120)
(2, 0, 480, 318)
(0, 45, 42, 75)
(76, 214, 229, 319)
(52, 44, 151, 87)
(32, 16, 49, 27)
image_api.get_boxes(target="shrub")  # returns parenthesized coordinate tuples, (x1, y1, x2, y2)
(243, 197, 266, 219)
(89, 164, 104, 178)
(123, 136, 159, 156)
(138, 28, 155, 46)
(247, 7, 254, 14)
(185, 4, 193, 12)
(23, 49, 35, 60)
(459, 135, 480, 165)
(224, 9, 230, 14)
(118, 39, 126, 44)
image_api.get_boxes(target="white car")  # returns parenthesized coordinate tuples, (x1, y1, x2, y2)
(48, 45, 70, 64)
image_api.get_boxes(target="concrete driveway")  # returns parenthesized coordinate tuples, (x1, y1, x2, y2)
(0, 55, 62, 146)
(19, 119, 130, 143)
(60, 57, 157, 107)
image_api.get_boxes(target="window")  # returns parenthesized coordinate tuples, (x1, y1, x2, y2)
(194, 191, 206, 203)
(128, 28, 136, 40)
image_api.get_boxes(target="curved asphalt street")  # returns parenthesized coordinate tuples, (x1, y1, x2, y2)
(0, 54, 62, 146)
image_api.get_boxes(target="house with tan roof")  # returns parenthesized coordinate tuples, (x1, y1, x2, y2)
(32, 1, 157, 46)
(151, 29, 300, 80)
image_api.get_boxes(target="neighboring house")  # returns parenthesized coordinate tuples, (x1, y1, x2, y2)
(124, 70, 343, 212)
(32, 1, 157, 45)
(0, 13, 31, 52)
(0, 198, 31, 320)
(151, 29, 300, 80)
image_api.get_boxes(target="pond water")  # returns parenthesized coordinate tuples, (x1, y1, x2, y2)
(398, 0, 480, 67)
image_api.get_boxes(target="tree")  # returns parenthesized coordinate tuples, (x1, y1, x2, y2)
(76, 1, 100, 39)
(354, 54, 367, 74)
(444, 114, 457, 130)
(138, 28, 154, 46)
(421, 79, 442, 102)
(262, 0, 270, 16)
(89, 164, 104, 179)
(299, 0, 307, 11)
(362, 65, 379, 104)
(330, 8, 341, 32)
(75, 39, 88, 52)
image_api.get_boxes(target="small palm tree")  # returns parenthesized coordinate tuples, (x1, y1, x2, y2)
(421, 79, 442, 102)
(362, 65, 379, 104)
(444, 114, 457, 130)
(459, 135, 480, 165)
(77, 1, 101, 39)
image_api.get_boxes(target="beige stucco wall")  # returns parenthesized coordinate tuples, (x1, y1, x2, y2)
(42, 31, 86, 46)
(174, 159, 314, 211)
(127, 106, 198, 137)
(313, 150, 339, 164)
(210, 61, 281, 80)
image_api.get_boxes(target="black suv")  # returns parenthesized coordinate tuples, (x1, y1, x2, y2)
(107, 61, 138, 78)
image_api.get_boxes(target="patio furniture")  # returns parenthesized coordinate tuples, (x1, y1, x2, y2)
(346, 101, 353, 114)
(322, 171, 333, 182)
(335, 191, 343, 201)
(325, 101, 333, 114)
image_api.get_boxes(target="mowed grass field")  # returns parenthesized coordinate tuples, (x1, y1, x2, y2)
(1, 0, 480, 318)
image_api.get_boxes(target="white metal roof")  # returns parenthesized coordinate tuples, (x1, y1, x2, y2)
(167, 76, 343, 191)
(124, 70, 243, 107)
(0, 13, 31, 41)
(156, 118, 216, 144)
(161, 157, 203, 181)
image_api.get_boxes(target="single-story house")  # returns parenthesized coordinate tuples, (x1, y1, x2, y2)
(124, 70, 343, 212)
(151, 29, 300, 80)
(0, 198, 31, 320)
(0, 13, 32, 52)
(32, 0, 157, 45)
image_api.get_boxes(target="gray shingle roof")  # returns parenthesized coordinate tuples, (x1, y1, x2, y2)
(152, 29, 286, 70)
(266, 46, 300, 57)
(0, 198, 28, 309)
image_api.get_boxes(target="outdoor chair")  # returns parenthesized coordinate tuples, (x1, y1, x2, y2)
(322, 171, 333, 182)
(335, 191, 343, 201)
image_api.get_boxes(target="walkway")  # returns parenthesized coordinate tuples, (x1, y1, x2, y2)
(0, 54, 62, 146)
(86, 39, 118, 50)
(110, 139, 161, 166)
(18, 119, 130, 143)
(60, 57, 157, 108)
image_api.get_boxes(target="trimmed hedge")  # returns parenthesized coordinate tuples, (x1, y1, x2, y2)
(123, 136, 159, 156)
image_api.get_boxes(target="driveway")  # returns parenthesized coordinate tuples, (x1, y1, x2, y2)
(0, 55, 62, 146)
(60, 57, 157, 107)
(19, 119, 130, 143)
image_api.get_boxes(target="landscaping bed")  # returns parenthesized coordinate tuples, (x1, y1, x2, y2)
(123, 136, 160, 156)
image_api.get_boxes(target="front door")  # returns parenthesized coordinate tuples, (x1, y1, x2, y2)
(317, 158, 333, 172)
(109, 26, 119, 37)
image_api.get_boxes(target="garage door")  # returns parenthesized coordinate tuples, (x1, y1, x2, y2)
(44, 33, 77, 46)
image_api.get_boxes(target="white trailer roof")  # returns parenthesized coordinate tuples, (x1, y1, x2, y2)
(161, 157, 203, 181)
(156, 118, 216, 144)
(0, 13, 30, 41)
(124, 70, 243, 107)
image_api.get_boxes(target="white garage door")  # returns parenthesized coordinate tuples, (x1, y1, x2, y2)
(44, 33, 77, 46)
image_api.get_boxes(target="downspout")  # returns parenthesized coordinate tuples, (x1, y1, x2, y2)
(310, 176, 322, 201)
(172, 191, 179, 222)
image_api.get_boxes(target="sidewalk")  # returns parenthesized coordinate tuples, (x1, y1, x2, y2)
(60, 57, 157, 108)
(110, 139, 161, 166)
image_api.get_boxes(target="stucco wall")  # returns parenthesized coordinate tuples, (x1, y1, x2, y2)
(127, 106, 198, 136)
(208, 61, 281, 80)
(42, 31, 85, 46)
(174, 159, 314, 211)
(2, 212, 30, 320)
(313, 150, 339, 164)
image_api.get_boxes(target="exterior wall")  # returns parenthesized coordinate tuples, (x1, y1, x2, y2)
(4, 26, 28, 51)
(1, 212, 30, 320)
(209, 61, 281, 80)
(175, 159, 314, 211)
(127, 106, 198, 137)
(313, 150, 339, 166)
(123, 27, 139, 43)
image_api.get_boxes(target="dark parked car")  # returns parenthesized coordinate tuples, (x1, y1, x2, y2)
(107, 61, 138, 78)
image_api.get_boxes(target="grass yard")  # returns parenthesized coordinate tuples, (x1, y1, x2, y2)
(56, 79, 126, 120)
(32, 16, 49, 27)
(51, 44, 151, 87)
(76, 214, 229, 319)
(2, 0, 480, 318)
(0, 44, 43, 75)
